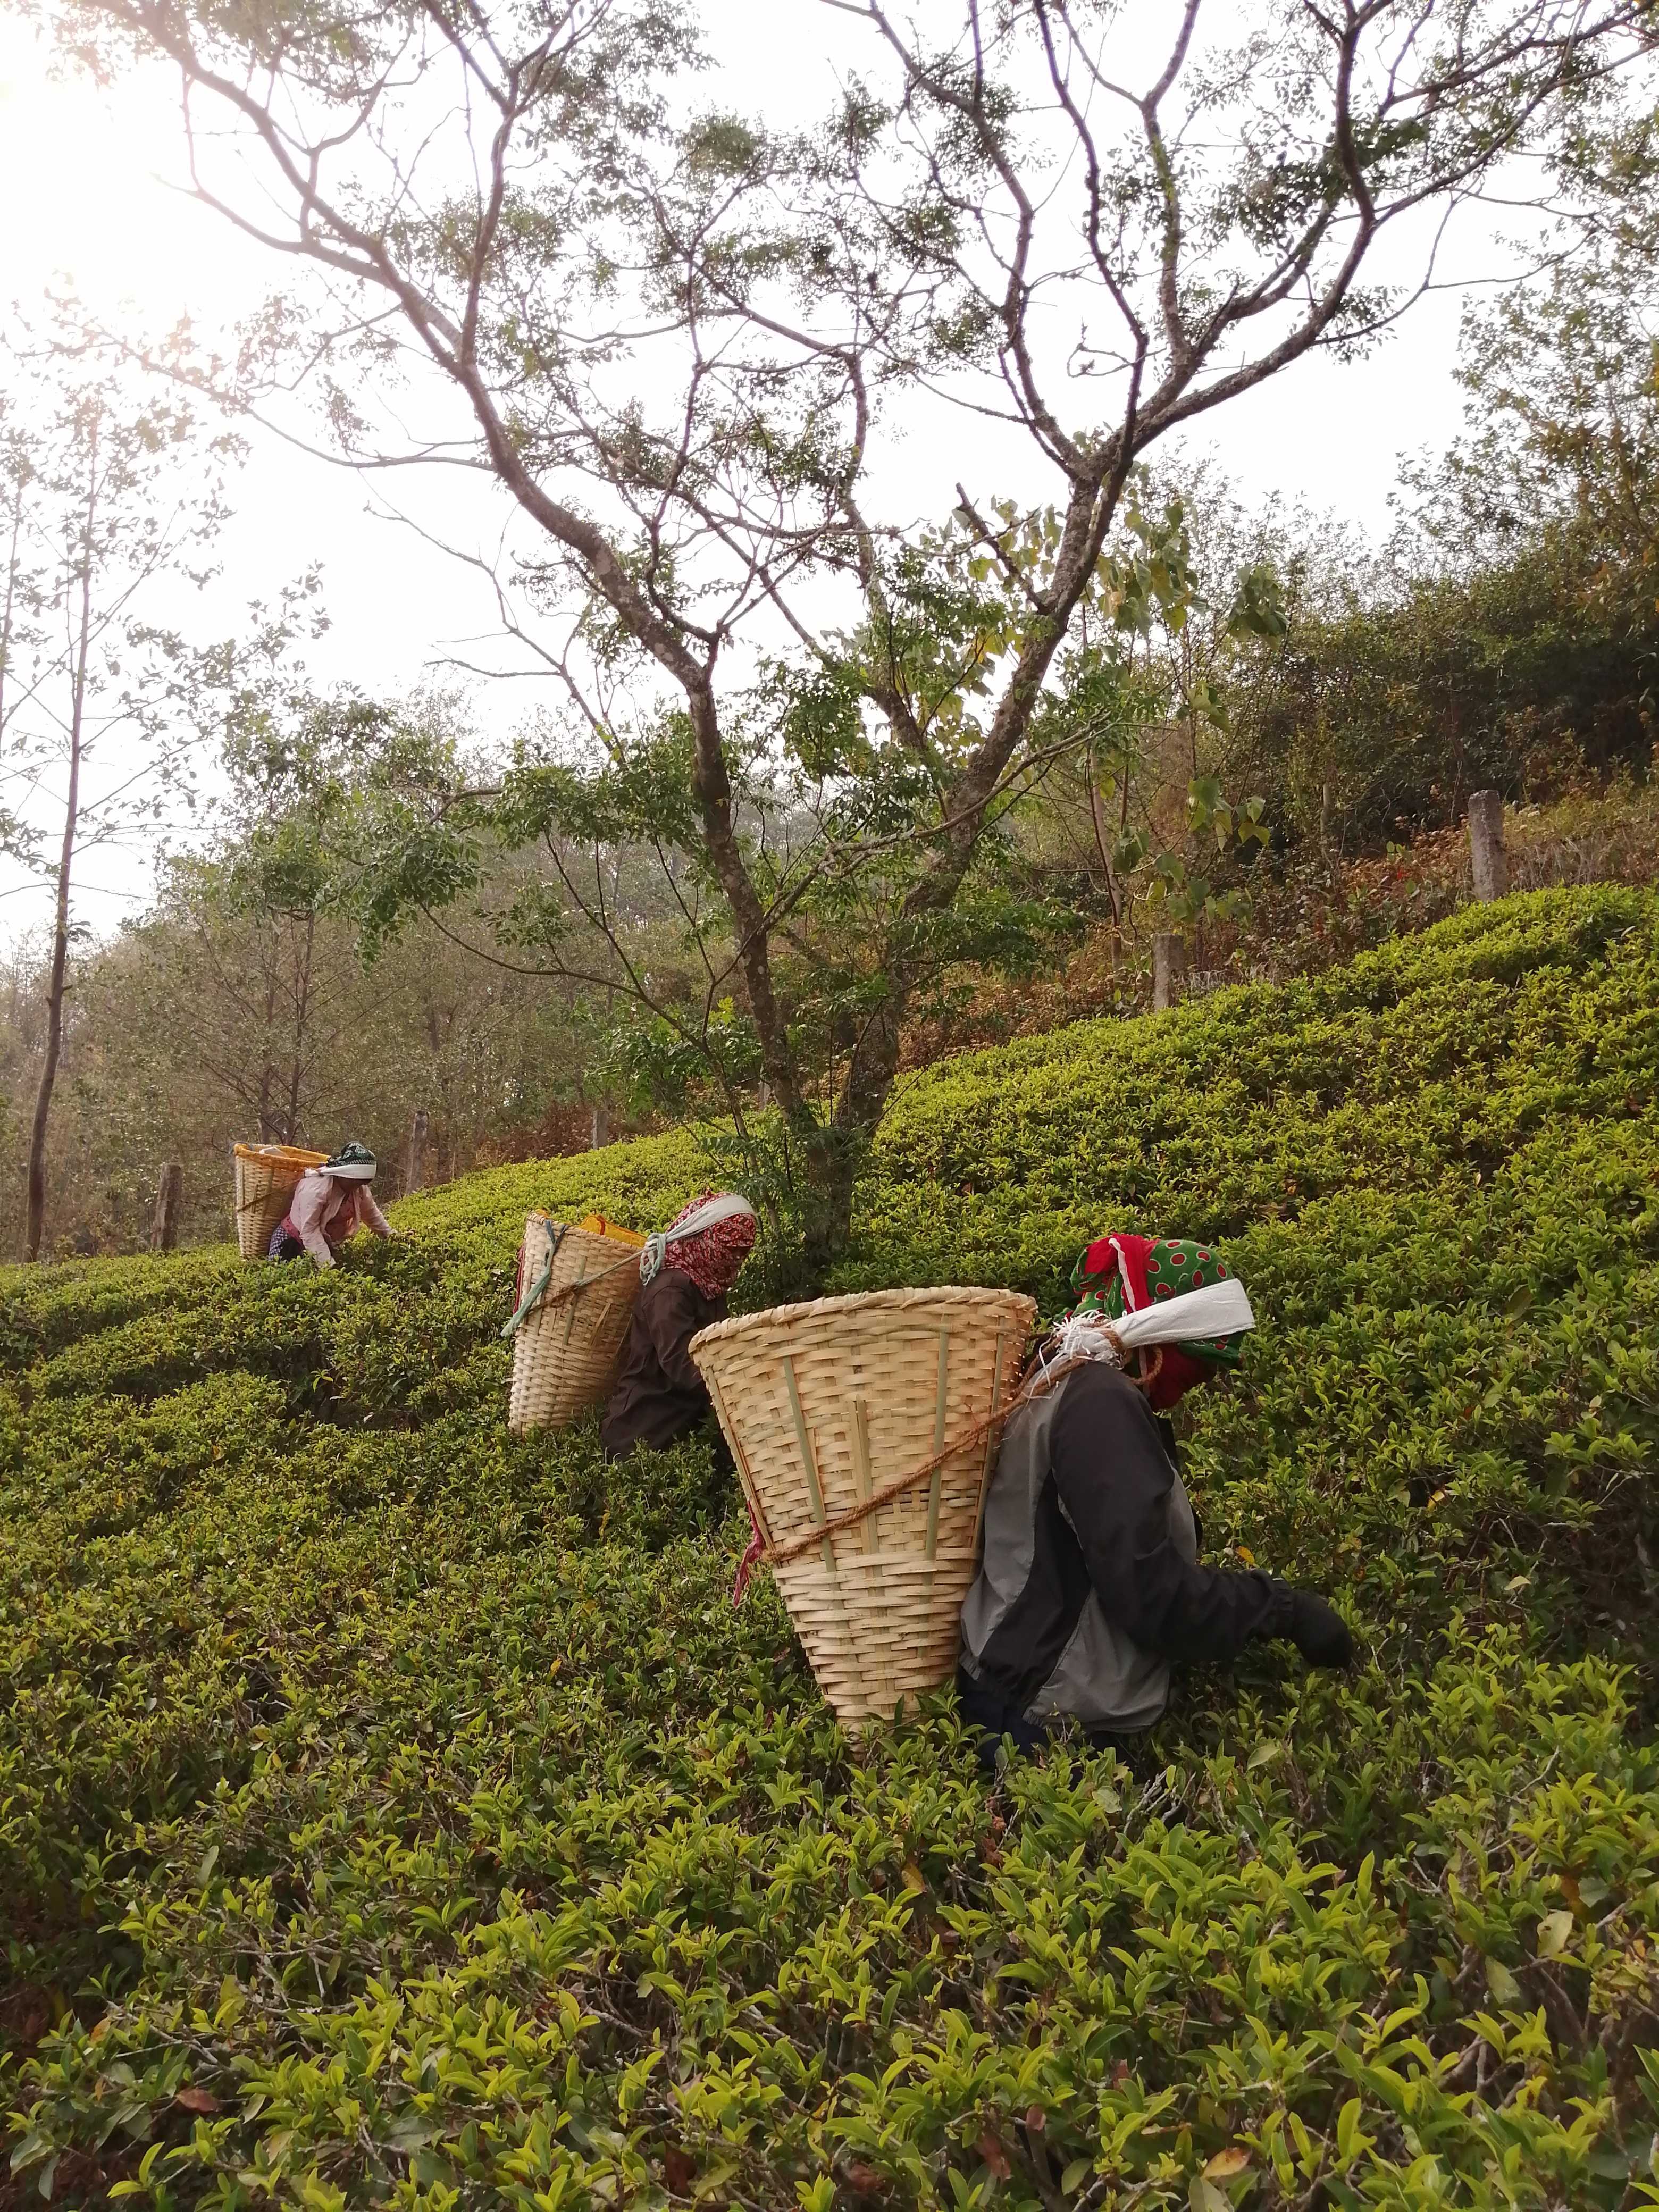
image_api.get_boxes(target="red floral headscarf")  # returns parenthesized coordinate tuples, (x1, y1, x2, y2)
(661, 1190, 757, 1301)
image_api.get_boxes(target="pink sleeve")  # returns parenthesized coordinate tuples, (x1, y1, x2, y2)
(361, 1188, 392, 1237)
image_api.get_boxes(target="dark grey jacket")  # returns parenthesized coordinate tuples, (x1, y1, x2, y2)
(960, 1361, 1293, 1732)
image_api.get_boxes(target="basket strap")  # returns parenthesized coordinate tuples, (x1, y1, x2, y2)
(760, 1406, 1008, 1566)
(501, 1225, 565, 1339)
(501, 1230, 643, 1339)
(758, 1346, 1090, 1569)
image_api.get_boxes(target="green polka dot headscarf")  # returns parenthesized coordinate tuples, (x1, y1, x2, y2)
(1069, 1231, 1245, 1408)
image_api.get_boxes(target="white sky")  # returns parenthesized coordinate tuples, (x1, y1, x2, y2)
(0, 0, 1522, 944)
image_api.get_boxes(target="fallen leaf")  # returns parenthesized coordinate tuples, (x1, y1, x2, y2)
(901, 1861, 926, 1892)
(174, 2087, 221, 2114)
(845, 2162, 884, 2197)
(663, 2146, 696, 2195)
(1234, 1545, 1255, 1568)
(1024, 2105, 1046, 2134)
(1203, 2147, 1251, 2180)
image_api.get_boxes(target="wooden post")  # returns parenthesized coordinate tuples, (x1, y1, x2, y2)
(150, 1162, 182, 1252)
(1468, 790, 1509, 901)
(590, 1102, 611, 1150)
(1152, 931, 1186, 1012)
(404, 1109, 429, 1196)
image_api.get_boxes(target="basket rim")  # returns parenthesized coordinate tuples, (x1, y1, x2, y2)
(524, 1210, 648, 1250)
(690, 1281, 1035, 1355)
(233, 1142, 330, 1167)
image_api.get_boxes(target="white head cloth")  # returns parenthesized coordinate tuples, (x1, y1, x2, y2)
(1036, 1275, 1256, 1380)
(638, 1191, 757, 1285)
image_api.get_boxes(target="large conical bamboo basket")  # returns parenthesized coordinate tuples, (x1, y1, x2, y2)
(232, 1143, 329, 1261)
(691, 1285, 1036, 1724)
(506, 1213, 647, 1435)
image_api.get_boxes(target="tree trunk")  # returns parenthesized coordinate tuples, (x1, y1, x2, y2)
(286, 910, 315, 1144)
(404, 1108, 429, 1195)
(589, 1101, 610, 1150)
(24, 471, 96, 1263)
(151, 1162, 183, 1252)
(1152, 931, 1186, 1012)
(1468, 791, 1509, 901)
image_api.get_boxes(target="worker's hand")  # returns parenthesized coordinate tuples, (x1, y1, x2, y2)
(1287, 1589, 1356, 1669)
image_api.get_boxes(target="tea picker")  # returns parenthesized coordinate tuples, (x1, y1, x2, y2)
(501, 1190, 756, 1446)
(957, 1232, 1355, 1761)
(601, 1192, 758, 1461)
(268, 1141, 393, 1269)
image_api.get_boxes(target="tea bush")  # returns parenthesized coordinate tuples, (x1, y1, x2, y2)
(3, 886, 1657, 2211)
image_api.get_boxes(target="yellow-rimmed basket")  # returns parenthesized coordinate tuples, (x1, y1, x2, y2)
(232, 1143, 329, 1261)
(691, 1285, 1036, 1725)
(505, 1213, 647, 1435)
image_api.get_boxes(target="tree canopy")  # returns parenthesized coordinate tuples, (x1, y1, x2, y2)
(16, 0, 1659, 1262)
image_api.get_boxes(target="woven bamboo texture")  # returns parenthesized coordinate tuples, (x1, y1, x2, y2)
(232, 1143, 329, 1261)
(507, 1213, 645, 1435)
(691, 1285, 1036, 1724)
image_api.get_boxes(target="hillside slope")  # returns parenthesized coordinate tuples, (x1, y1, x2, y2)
(3, 886, 1658, 2210)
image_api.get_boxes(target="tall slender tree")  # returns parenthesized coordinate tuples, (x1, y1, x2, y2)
(0, 345, 234, 1258)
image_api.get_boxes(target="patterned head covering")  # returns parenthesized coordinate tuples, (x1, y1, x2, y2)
(325, 1141, 377, 1182)
(656, 1189, 757, 1301)
(1068, 1231, 1245, 1410)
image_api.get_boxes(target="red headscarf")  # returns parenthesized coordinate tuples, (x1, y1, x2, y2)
(663, 1190, 757, 1301)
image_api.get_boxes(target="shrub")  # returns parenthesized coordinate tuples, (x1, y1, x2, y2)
(3, 886, 1657, 2210)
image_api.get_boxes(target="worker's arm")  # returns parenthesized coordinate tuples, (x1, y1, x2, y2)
(359, 1188, 392, 1238)
(642, 1273, 714, 1395)
(1049, 1364, 1293, 1664)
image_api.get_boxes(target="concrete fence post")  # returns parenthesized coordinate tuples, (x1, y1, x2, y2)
(1152, 931, 1186, 1012)
(1468, 790, 1509, 901)
(150, 1162, 182, 1252)
(404, 1109, 429, 1196)
(590, 1102, 611, 1150)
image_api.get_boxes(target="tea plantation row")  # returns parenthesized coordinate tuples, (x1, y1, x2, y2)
(3, 885, 1657, 2211)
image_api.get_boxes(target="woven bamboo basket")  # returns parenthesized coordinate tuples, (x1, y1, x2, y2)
(691, 1285, 1037, 1725)
(232, 1143, 329, 1261)
(506, 1213, 647, 1435)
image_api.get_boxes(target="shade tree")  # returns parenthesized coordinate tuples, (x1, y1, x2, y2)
(32, 0, 1658, 1263)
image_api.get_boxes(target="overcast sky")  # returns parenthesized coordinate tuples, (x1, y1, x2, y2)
(0, 0, 1529, 944)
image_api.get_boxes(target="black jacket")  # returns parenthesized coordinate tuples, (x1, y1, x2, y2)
(960, 1362, 1293, 1730)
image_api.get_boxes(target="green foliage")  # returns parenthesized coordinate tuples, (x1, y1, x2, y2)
(4, 887, 1659, 2208)
(1226, 169, 1659, 857)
